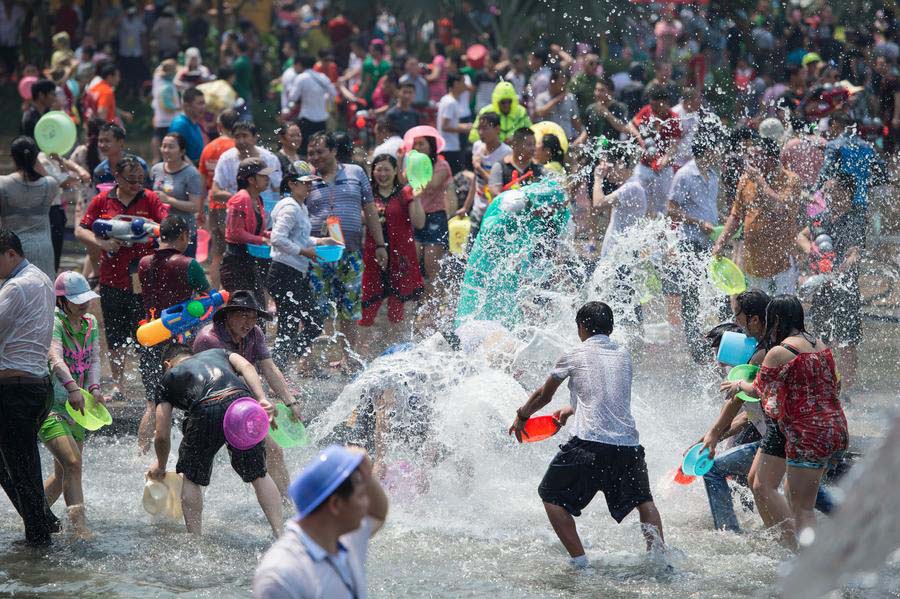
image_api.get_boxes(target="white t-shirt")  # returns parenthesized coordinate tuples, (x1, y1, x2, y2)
(601, 176, 647, 257)
(437, 93, 462, 152)
(213, 146, 282, 195)
(371, 136, 403, 160)
(253, 518, 375, 599)
(281, 65, 301, 112)
(292, 70, 336, 122)
(671, 103, 698, 169)
(550, 334, 639, 446)
(471, 141, 512, 219)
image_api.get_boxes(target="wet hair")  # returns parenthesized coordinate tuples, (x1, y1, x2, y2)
(10, 136, 41, 182)
(162, 131, 187, 157)
(85, 117, 105, 173)
(576, 301, 614, 336)
(510, 127, 535, 144)
(480, 112, 501, 128)
(333, 131, 354, 163)
(100, 122, 126, 141)
(0, 227, 24, 256)
(648, 85, 671, 102)
(31, 79, 56, 101)
(114, 154, 144, 175)
(399, 80, 416, 91)
(218, 109, 239, 133)
(370, 153, 400, 192)
(705, 322, 743, 350)
(763, 294, 814, 348)
(414, 135, 438, 164)
(98, 61, 118, 79)
(733, 288, 770, 322)
(159, 215, 189, 242)
(607, 142, 638, 167)
(56, 295, 73, 312)
(729, 125, 758, 146)
(308, 131, 336, 151)
(182, 87, 204, 105)
(446, 72, 462, 88)
(760, 137, 781, 160)
(161, 341, 193, 366)
(376, 114, 399, 135)
(231, 121, 258, 137)
(298, 54, 316, 69)
(541, 133, 565, 164)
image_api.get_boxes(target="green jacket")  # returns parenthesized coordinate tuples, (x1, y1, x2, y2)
(468, 81, 532, 143)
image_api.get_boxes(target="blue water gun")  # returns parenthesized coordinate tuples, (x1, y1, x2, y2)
(92, 215, 160, 245)
(136, 290, 230, 347)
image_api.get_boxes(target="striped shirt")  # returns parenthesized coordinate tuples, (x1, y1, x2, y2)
(307, 164, 373, 253)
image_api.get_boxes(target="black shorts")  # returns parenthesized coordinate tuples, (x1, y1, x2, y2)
(176, 395, 267, 486)
(99, 285, 144, 350)
(759, 416, 786, 459)
(414, 211, 449, 247)
(810, 282, 862, 346)
(538, 437, 654, 523)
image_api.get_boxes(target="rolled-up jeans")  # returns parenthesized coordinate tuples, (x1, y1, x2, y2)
(703, 441, 834, 532)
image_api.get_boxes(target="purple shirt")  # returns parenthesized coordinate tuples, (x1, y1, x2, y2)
(192, 319, 271, 364)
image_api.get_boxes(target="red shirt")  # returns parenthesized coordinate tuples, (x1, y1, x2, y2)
(314, 62, 340, 83)
(79, 188, 170, 291)
(198, 136, 235, 209)
(632, 105, 682, 170)
(225, 189, 269, 245)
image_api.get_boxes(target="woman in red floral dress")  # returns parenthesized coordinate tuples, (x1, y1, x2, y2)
(721, 295, 848, 549)
(358, 154, 426, 342)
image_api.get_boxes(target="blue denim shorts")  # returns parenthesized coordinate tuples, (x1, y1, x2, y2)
(414, 211, 449, 247)
(786, 457, 830, 469)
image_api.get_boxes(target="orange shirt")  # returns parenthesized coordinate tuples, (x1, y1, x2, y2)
(198, 136, 235, 209)
(731, 168, 802, 278)
(89, 80, 117, 123)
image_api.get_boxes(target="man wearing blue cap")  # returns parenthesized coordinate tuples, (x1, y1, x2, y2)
(253, 445, 388, 598)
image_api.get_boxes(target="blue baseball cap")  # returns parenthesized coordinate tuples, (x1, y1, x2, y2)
(290, 445, 365, 519)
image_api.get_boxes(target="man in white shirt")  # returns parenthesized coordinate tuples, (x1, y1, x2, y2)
(279, 60, 304, 117)
(671, 88, 701, 170)
(211, 121, 282, 202)
(510, 302, 665, 569)
(0, 228, 59, 546)
(253, 445, 388, 598)
(289, 54, 337, 157)
(667, 138, 721, 363)
(437, 73, 472, 173)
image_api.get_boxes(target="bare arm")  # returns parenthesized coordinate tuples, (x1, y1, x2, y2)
(228, 352, 274, 418)
(211, 181, 233, 203)
(158, 190, 203, 214)
(408, 196, 426, 229)
(149, 402, 174, 478)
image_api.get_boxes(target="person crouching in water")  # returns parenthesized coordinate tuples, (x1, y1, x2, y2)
(148, 344, 283, 536)
(509, 301, 664, 568)
(720, 295, 848, 549)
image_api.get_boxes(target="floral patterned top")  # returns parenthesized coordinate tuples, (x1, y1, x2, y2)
(754, 343, 848, 462)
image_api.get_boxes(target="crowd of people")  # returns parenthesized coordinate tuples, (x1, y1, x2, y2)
(1, 0, 898, 595)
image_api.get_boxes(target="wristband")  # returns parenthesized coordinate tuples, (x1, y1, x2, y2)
(88, 384, 101, 392)
(516, 409, 530, 421)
